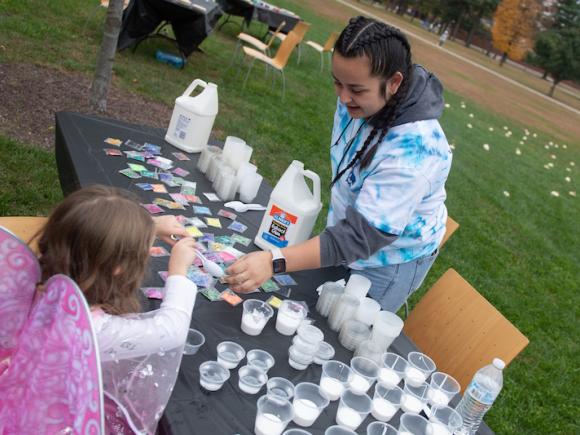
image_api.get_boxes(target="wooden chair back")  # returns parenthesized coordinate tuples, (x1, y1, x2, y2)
(403, 269, 529, 391)
(272, 31, 301, 69)
(291, 21, 311, 42)
(440, 216, 459, 248)
(0, 216, 47, 253)
(322, 31, 339, 52)
(266, 21, 286, 49)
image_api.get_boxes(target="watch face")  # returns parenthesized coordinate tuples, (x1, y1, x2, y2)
(273, 258, 286, 274)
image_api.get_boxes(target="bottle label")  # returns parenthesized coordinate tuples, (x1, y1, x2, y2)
(466, 379, 497, 405)
(260, 205, 298, 248)
(174, 114, 190, 141)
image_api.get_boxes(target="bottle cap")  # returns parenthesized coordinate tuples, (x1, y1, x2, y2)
(492, 358, 506, 370)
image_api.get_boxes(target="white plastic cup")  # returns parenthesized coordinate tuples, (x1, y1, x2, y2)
(292, 382, 329, 427)
(371, 384, 402, 422)
(216, 341, 245, 369)
(378, 352, 407, 389)
(242, 299, 274, 336)
(344, 274, 371, 300)
(335, 389, 372, 430)
(183, 328, 205, 355)
(354, 297, 381, 326)
(267, 377, 295, 400)
(239, 172, 263, 203)
(349, 357, 379, 395)
(236, 162, 257, 192)
(255, 394, 294, 435)
(319, 360, 352, 401)
(197, 145, 221, 173)
(371, 311, 404, 351)
(366, 421, 398, 435)
(206, 154, 223, 182)
(404, 352, 436, 387)
(238, 364, 268, 394)
(215, 167, 237, 201)
(428, 405, 463, 435)
(399, 413, 430, 435)
(276, 300, 307, 336)
(199, 361, 230, 391)
(401, 380, 429, 414)
(247, 349, 276, 373)
(223, 136, 252, 171)
(427, 372, 460, 408)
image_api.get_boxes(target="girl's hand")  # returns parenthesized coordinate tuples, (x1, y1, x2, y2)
(153, 215, 189, 245)
(168, 237, 198, 277)
(224, 251, 273, 293)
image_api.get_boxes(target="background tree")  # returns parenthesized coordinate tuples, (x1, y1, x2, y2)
(89, 0, 125, 112)
(491, 0, 541, 65)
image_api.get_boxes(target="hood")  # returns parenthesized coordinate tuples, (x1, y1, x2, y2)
(392, 64, 445, 127)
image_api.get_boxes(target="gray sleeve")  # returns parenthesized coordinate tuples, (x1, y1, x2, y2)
(319, 206, 398, 267)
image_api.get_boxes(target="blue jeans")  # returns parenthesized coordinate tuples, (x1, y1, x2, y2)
(350, 250, 439, 312)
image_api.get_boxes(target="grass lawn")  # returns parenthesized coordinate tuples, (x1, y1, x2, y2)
(1, 0, 578, 433)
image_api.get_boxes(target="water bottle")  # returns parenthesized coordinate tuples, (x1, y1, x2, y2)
(155, 50, 184, 69)
(455, 358, 505, 434)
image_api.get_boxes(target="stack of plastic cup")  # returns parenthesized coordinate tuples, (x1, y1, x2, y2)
(335, 389, 372, 431)
(339, 319, 370, 351)
(378, 352, 407, 389)
(276, 300, 307, 336)
(343, 274, 371, 300)
(214, 165, 237, 201)
(241, 299, 274, 336)
(398, 413, 430, 435)
(328, 294, 360, 332)
(239, 172, 263, 203)
(354, 339, 383, 365)
(427, 405, 463, 435)
(427, 372, 460, 408)
(404, 352, 436, 387)
(235, 162, 257, 192)
(288, 324, 324, 370)
(400, 380, 429, 414)
(313, 341, 335, 365)
(348, 356, 379, 395)
(292, 382, 330, 427)
(197, 145, 221, 173)
(319, 360, 352, 401)
(206, 154, 224, 182)
(316, 281, 344, 317)
(371, 384, 403, 422)
(371, 311, 404, 352)
(354, 297, 381, 326)
(222, 136, 252, 171)
(254, 394, 294, 435)
(247, 349, 275, 373)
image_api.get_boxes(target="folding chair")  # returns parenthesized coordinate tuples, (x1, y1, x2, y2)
(305, 31, 339, 72)
(235, 20, 286, 58)
(272, 21, 311, 64)
(0, 216, 47, 253)
(403, 268, 529, 391)
(241, 31, 301, 100)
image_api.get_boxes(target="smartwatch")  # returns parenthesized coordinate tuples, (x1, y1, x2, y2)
(271, 248, 286, 274)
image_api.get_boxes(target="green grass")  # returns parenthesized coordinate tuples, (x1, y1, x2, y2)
(1, 0, 579, 433)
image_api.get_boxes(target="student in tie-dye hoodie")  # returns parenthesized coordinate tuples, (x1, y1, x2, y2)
(226, 16, 452, 313)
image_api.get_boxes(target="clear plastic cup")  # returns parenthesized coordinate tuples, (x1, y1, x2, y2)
(349, 356, 379, 395)
(324, 426, 357, 435)
(292, 382, 330, 427)
(241, 299, 274, 336)
(427, 372, 460, 407)
(282, 429, 312, 435)
(378, 352, 407, 389)
(316, 281, 344, 317)
(399, 413, 430, 435)
(199, 361, 230, 391)
(401, 380, 429, 414)
(247, 349, 275, 373)
(339, 319, 371, 351)
(223, 136, 252, 171)
(292, 335, 320, 354)
(428, 405, 463, 435)
(197, 145, 221, 173)
(328, 294, 360, 332)
(216, 341, 245, 369)
(255, 394, 293, 435)
(371, 311, 404, 351)
(183, 328, 205, 355)
(238, 364, 268, 394)
(239, 172, 263, 203)
(206, 154, 223, 182)
(276, 300, 307, 336)
(354, 297, 381, 326)
(404, 352, 436, 387)
(335, 389, 372, 430)
(319, 360, 352, 401)
(313, 341, 335, 365)
(354, 339, 383, 365)
(235, 162, 257, 192)
(371, 384, 402, 422)
(366, 421, 398, 435)
(296, 324, 324, 345)
(344, 274, 371, 300)
(288, 345, 314, 370)
(267, 377, 295, 400)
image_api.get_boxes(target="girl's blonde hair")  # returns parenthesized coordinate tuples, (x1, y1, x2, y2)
(36, 185, 155, 315)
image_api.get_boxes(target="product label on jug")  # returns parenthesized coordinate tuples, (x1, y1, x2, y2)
(174, 114, 190, 140)
(260, 205, 298, 248)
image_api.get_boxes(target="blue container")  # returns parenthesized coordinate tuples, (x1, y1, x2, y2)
(155, 50, 185, 68)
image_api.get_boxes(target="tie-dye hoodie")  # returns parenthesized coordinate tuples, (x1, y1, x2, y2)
(327, 65, 452, 268)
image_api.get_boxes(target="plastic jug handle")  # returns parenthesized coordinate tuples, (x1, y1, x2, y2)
(303, 169, 321, 202)
(182, 79, 207, 97)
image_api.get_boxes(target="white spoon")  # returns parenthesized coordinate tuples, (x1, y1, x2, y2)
(224, 201, 266, 213)
(195, 249, 225, 278)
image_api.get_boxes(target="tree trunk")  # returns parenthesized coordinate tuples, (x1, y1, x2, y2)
(499, 52, 508, 66)
(548, 79, 560, 97)
(542, 70, 548, 80)
(450, 11, 464, 41)
(466, 9, 484, 48)
(89, 0, 125, 113)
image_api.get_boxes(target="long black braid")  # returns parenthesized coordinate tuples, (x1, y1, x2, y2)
(330, 16, 413, 187)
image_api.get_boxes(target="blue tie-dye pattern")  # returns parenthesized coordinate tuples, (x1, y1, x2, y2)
(328, 101, 451, 269)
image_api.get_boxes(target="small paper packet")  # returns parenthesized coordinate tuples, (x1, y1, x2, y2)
(220, 289, 243, 306)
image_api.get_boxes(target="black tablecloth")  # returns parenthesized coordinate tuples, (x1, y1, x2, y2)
(253, 2, 299, 33)
(217, 0, 254, 24)
(118, 0, 223, 56)
(54, 111, 493, 435)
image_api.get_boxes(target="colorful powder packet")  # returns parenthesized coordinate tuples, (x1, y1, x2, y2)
(104, 137, 122, 146)
(104, 148, 123, 156)
(149, 246, 170, 257)
(141, 203, 164, 214)
(220, 289, 243, 306)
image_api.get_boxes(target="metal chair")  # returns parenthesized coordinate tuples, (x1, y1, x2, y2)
(305, 31, 339, 72)
(235, 20, 286, 58)
(403, 268, 529, 391)
(272, 21, 311, 64)
(241, 31, 301, 100)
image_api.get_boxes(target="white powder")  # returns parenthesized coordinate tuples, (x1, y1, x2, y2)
(404, 366, 427, 387)
(349, 373, 371, 394)
(371, 397, 397, 422)
(427, 422, 452, 435)
(241, 310, 267, 336)
(320, 377, 344, 401)
(335, 406, 362, 430)
(255, 413, 285, 435)
(427, 388, 450, 407)
(378, 368, 401, 388)
(400, 393, 423, 414)
(293, 398, 320, 426)
(276, 312, 301, 335)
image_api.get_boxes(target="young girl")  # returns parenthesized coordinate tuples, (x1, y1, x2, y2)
(226, 16, 452, 313)
(35, 185, 198, 433)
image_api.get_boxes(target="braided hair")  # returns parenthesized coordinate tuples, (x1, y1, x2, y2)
(331, 16, 413, 186)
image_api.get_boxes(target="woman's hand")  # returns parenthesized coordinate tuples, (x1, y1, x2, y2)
(225, 251, 273, 293)
(153, 215, 189, 245)
(168, 237, 198, 277)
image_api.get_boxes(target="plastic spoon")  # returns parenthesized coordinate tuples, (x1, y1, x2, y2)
(195, 249, 225, 278)
(224, 201, 266, 213)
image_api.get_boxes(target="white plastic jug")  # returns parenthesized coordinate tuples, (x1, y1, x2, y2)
(254, 161, 322, 250)
(165, 79, 218, 153)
